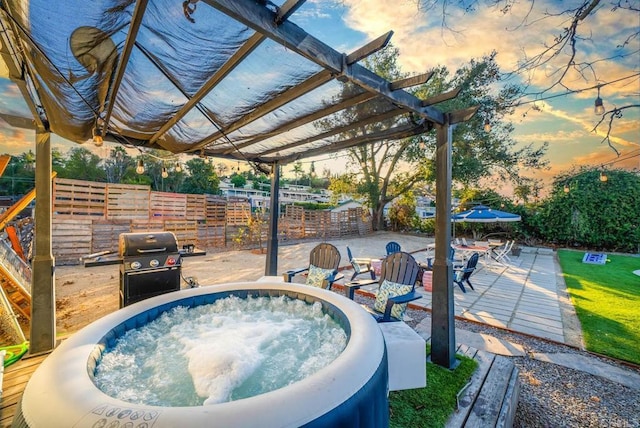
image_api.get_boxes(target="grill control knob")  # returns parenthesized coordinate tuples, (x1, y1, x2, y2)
(131, 261, 142, 270)
(150, 259, 160, 268)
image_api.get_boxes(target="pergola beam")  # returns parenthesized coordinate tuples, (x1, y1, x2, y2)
(220, 91, 377, 154)
(256, 108, 407, 157)
(149, 32, 266, 145)
(275, 121, 429, 163)
(345, 31, 393, 65)
(390, 72, 434, 91)
(450, 106, 479, 124)
(0, 10, 46, 130)
(202, 0, 444, 125)
(99, 0, 148, 138)
(194, 69, 334, 150)
(421, 86, 462, 107)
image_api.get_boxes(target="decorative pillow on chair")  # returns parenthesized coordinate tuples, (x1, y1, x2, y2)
(374, 279, 413, 320)
(306, 264, 335, 288)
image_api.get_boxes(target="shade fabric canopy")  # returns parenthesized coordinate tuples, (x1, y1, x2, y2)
(452, 205, 521, 223)
(0, 0, 477, 170)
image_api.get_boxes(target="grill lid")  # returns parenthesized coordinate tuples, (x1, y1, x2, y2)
(119, 232, 179, 257)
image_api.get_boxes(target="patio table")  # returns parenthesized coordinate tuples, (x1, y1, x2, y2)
(453, 244, 493, 265)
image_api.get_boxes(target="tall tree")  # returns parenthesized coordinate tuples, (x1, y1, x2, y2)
(58, 147, 106, 182)
(179, 158, 220, 194)
(0, 151, 36, 196)
(327, 46, 548, 230)
(103, 146, 135, 183)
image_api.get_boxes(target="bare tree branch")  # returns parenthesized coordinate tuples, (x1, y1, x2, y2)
(592, 104, 640, 155)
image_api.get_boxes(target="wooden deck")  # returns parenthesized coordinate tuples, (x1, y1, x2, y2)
(1, 352, 49, 427)
(446, 343, 520, 428)
(1, 343, 519, 428)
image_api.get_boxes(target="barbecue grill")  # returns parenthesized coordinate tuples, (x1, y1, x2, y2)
(118, 232, 181, 308)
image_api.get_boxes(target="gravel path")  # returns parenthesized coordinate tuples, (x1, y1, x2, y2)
(357, 295, 640, 428)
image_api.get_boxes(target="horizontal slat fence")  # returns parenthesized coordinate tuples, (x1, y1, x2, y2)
(50, 179, 371, 263)
(53, 179, 106, 218)
(106, 183, 150, 220)
(150, 192, 187, 219)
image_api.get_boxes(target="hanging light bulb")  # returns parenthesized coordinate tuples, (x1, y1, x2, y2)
(161, 167, 168, 178)
(599, 171, 608, 182)
(310, 161, 316, 178)
(594, 86, 605, 115)
(563, 184, 570, 193)
(175, 162, 182, 173)
(92, 127, 104, 147)
(136, 159, 145, 174)
(483, 118, 491, 133)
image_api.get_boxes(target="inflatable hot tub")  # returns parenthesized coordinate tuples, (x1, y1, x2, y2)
(14, 282, 389, 428)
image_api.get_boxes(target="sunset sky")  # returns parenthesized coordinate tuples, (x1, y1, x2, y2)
(1, 0, 638, 194)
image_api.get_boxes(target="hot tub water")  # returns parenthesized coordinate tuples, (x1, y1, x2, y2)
(93, 295, 347, 406)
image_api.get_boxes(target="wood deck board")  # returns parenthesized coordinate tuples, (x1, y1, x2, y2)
(446, 349, 496, 427)
(464, 355, 516, 427)
(1, 353, 49, 427)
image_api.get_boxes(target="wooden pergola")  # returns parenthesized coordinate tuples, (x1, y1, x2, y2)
(0, 0, 476, 368)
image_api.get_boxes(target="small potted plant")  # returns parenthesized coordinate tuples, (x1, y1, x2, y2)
(511, 242, 522, 257)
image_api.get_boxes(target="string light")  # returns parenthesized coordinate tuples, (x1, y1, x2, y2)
(483, 118, 491, 132)
(175, 162, 182, 172)
(92, 127, 103, 147)
(599, 171, 608, 182)
(161, 166, 168, 178)
(136, 159, 145, 174)
(594, 85, 605, 115)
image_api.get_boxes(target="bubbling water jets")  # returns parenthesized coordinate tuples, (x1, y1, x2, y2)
(93, 295, 347, 406)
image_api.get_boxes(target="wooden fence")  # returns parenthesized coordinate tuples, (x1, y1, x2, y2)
(51, 178, 372, 264)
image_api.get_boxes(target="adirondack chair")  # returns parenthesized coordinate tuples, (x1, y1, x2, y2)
(423, 246, 457, 270)
(344, 251, 422, 322)
(453, 252, 479, 293)
(283, 243, 343, 290)
(346, 246, 375, 281)
(385, 241, 401, 255)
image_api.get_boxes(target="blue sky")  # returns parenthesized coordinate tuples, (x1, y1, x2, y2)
(1, 0, 638, 192)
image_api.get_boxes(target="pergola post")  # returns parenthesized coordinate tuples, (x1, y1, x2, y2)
(431, 117, 457, 369)
(265, 161, 280, 276)
(30, 129, 56, 353)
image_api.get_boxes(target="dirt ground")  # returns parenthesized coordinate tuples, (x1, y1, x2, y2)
(6, 232, 433, 344)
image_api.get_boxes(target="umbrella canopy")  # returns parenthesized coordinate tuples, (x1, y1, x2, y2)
(452, 205, 521, 223)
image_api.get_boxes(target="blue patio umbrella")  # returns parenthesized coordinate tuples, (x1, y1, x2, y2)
(452, 205, 521, 223)
(451, 205, 521, 239)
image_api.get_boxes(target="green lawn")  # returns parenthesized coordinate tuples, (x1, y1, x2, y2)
(557, 250, 640, 364)
(389, 345, 477, 428)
